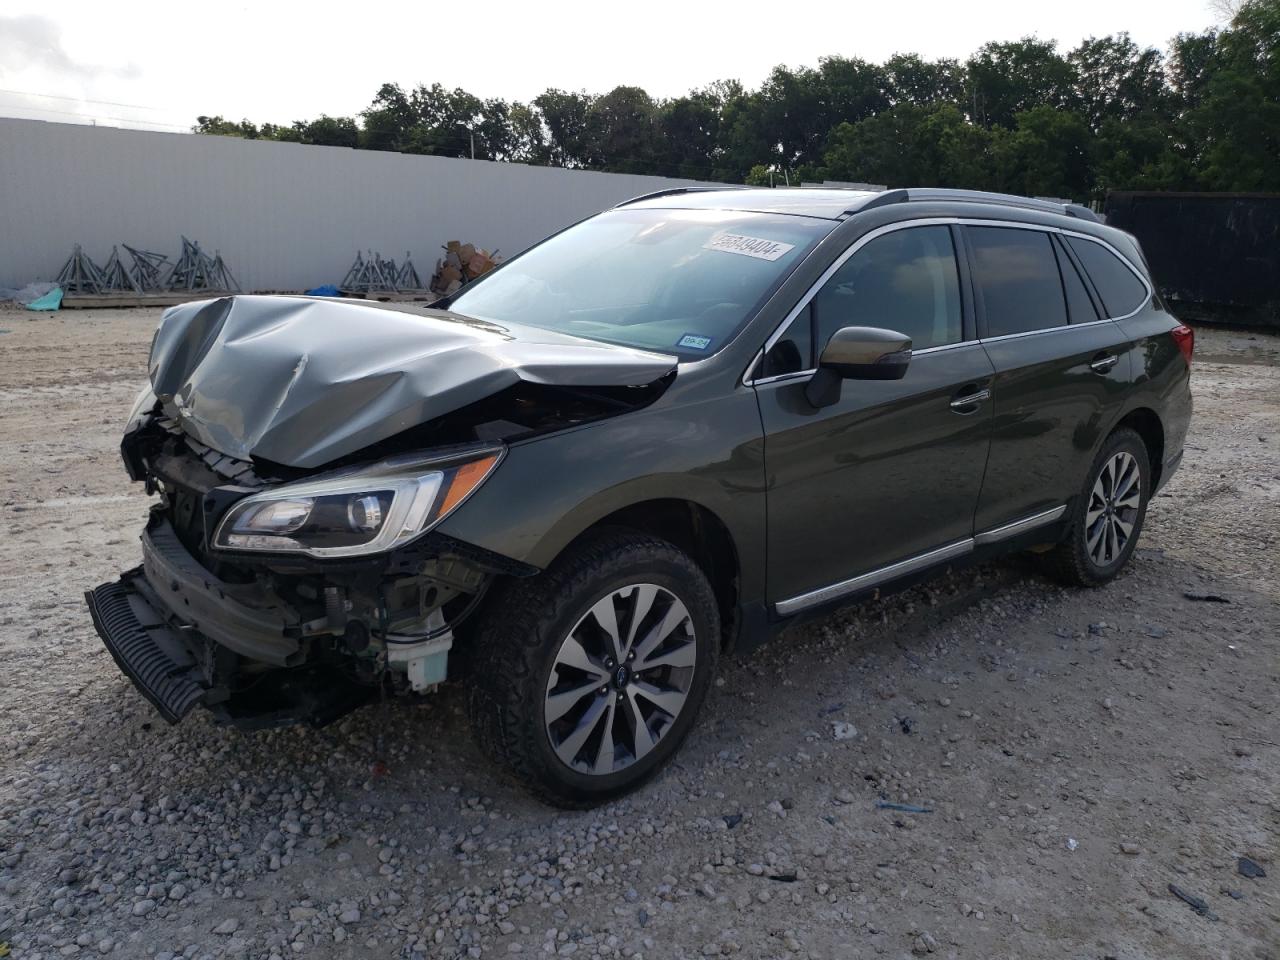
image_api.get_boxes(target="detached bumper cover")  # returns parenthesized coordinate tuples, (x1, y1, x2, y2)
(85, 569, 206, 723)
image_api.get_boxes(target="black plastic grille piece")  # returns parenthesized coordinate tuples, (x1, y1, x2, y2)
(85, 573, 205, 724)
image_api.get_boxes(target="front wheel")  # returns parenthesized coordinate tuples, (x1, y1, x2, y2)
(466, 532, 719, 806)
(1044, 427, 1151, 587)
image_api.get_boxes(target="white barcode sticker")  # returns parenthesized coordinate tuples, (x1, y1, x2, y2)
(703, 232, 796, 261)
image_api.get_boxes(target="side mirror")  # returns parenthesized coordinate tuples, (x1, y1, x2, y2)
(805, 326, 912, 408)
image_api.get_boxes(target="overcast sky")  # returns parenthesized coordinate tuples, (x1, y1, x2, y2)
(0, 0, 1225, 134)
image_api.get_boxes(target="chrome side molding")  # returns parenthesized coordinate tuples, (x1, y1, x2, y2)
(972, 505, 1067, 545)
(775, 539, 974, 616)
(774, 505, 1067, 616)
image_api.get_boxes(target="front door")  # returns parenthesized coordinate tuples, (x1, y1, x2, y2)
(753, 223, 995, 610)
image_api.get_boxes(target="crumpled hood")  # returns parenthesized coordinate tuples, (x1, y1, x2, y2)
(148, 295, 676, 468)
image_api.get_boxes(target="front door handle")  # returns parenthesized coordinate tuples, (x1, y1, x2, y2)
(949, 387, 991, 412)
(1090, 353, 1119, 373)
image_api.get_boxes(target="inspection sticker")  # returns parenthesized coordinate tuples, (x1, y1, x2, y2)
(678, 333, 713, 350)
(703, 232, 796, 261)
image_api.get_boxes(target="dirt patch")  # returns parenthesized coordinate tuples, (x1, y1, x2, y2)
(1, 312, 1276, 960)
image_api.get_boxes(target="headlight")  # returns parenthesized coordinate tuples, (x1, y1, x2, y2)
(211, 449, 501, 558)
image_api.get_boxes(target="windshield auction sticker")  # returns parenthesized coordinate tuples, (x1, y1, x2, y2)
(703, 233, 796, 261)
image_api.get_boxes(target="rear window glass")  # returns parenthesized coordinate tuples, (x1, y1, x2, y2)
(1066, 236, 1148, 318)
(968, 227, 1067, 337)
(1053, 236, 1100, 324)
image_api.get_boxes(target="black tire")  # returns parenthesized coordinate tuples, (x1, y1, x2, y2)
(1043, 427, 1151, 587)
(465, 531, 719, 807)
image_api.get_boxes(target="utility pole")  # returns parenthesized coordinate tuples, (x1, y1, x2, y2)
(470, 131, 475, 160)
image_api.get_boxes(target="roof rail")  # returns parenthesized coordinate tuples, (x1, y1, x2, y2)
(614, 186, 744, 207)
(865, 188, 1101, 223)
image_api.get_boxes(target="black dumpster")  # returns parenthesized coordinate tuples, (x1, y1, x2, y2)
(1104, 191, 1280, 328)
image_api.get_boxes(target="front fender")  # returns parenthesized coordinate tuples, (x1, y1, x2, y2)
(435, 389, 768, 602)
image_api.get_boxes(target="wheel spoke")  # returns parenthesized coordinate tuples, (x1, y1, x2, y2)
(621, 585, 658, 658)
(632, 600, 691, 665)
(1115, 515, 1134, 540)
(554, 635, 607, 681)
(623, 688, 656, 761)
(588, 595, 624, 662)
(632, 679, 687, 718)
(1086, 518, 1106, 558)
(1114, 457, 1139, 501)
(1115, 489, 1141, 510)
(636, 638, 697, 670)
(545, 678, 604, 724)
(554, 693, 609, 767)
(592, 699, 617, 775)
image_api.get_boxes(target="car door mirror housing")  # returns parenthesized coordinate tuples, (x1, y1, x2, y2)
(806, 326, 913, 408)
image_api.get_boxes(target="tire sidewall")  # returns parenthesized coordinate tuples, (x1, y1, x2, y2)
(524, 546, 719, 800)
(1072, 429, 1151, 583)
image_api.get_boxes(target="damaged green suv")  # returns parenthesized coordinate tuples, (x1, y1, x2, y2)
(88, 187, 1193, 804)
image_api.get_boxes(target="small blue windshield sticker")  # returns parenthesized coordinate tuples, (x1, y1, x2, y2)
(678, 333, 712, 350)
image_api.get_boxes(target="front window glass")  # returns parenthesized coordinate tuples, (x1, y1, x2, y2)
(448, 209, 829, 359)
(812, 225, 962, 351)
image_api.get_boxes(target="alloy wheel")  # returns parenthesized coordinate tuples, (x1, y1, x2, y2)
(544, 583, 697, 776)
(1085, 450, 1141, 567)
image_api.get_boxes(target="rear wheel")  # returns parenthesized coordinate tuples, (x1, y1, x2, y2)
(466, 532, 718, 806)
(1044, 427, 1150, 587)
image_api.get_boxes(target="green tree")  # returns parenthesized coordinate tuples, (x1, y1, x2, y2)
(657, 91, 723, 178)
(290, 115, 359, 148)
(884, 54, 966, 107)
(1068, 34, 1169, 130)
(823, 102, 993, 189)
(533, 89, 594, 167)
(583, 86, 659, 173)
(193, 115, 261, 138)
(1195, 0, 1280, 189)
(966, 38, 1077, 127)
(990, 106, 1092, 199)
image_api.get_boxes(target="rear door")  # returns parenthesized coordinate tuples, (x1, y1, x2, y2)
(753, 223, 996, 611)
(965, 224, 1132, 535)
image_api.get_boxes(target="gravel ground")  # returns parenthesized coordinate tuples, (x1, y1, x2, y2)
(0, 307, 1276, 960)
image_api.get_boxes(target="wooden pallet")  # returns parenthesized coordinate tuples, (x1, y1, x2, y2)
(60, 292, 229, 310)
(338, 290, 440, 303)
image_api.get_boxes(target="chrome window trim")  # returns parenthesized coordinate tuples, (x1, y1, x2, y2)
(963, 218, 1154, 323)
(743, 215, 1153, 386)
(976, 315, 1114, 346)
(747, 340, 979, 388)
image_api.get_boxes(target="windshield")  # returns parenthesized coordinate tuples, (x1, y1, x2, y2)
(447, 208, 830, 359)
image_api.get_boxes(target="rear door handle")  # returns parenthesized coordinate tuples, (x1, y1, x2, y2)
(949, 387, 991, 412)
(1090, 353, 1119, 373)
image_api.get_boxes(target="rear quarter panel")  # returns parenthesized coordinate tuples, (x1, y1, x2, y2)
(1113, 305, 1193, 484)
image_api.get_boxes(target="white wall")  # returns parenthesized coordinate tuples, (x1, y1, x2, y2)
(0, 119, 707, 291)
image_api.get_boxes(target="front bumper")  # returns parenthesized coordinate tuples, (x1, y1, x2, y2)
(86, 519, 371, 728)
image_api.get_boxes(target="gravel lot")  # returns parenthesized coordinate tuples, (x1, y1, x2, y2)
(1, 307, 1276, 960)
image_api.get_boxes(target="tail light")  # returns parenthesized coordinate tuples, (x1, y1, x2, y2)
(1171, 324, 1194, 367)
